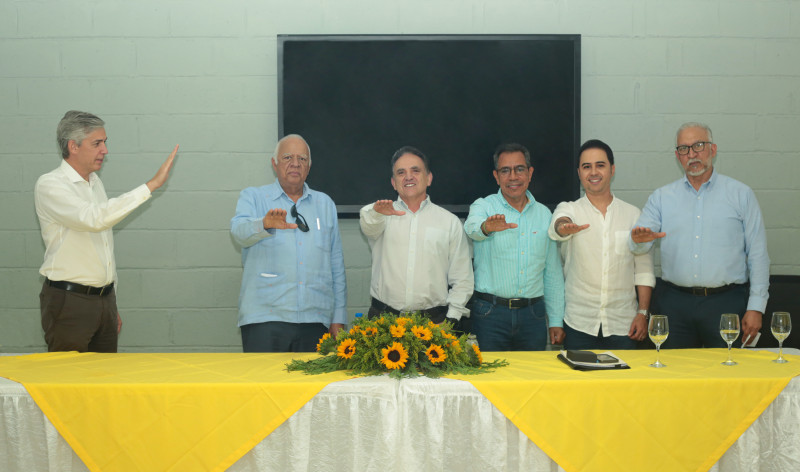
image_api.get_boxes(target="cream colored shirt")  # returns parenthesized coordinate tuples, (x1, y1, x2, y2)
(35, 160, 151, 287)
(360, 197, 474, 320)
(548, 195, 655, 337)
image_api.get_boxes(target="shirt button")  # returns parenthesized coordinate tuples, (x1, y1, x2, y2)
(696, 235, 700, 239)
(694, 254, 698, 258)
(696, 215, 701, 219)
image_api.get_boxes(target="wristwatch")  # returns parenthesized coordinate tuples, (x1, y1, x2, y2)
(637, 309, 649, 319)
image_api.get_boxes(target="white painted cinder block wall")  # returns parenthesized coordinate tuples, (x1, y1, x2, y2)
(1, 0, 798, 352)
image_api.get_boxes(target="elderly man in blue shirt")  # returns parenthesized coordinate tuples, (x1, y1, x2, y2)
(464, 143, 566, 351)
(630, 122, 769, 348)
(231, 134, 346, 352)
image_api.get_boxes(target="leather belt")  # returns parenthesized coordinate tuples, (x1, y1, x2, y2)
(46, 278, 114, 297)
(473, 291, 543, 309)
(663, 280, 743, 297)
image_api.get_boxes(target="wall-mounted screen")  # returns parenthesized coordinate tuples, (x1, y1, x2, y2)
(279, 34, 581, 216)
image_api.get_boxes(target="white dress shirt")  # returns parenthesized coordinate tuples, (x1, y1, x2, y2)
(359, 196, 474, 320)
(35, 160, 151, 287)
(548, 195, 655, 337)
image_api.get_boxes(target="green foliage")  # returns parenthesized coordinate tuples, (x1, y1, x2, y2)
(286, 312, 508, 379)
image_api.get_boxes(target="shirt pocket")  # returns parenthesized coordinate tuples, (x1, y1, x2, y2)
(313, 219, 332, 252)
(614, 230, 631, 256)
(424, 227, 447, 254)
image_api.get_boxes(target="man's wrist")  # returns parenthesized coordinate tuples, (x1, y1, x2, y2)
(637, 309, 649, 319)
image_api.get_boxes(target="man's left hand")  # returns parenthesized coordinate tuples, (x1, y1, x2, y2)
(628, 314, 647, 341)
(741, 310, 762, 342)
(549, 327, 565, 345)
(329, 323, 344, 338)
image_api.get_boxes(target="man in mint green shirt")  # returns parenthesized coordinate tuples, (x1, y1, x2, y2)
(464, 143, 565, 351)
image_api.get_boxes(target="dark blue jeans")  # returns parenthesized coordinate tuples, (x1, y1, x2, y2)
(240, 321, 327, 352)
(563, 323, 637, 351)
(469, 297, 548, 351)
(651, 282, 749, 349)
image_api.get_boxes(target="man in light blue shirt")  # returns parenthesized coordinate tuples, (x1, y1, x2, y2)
(630, 122, 769, 348)
(231, 134, 346, 352)
(464, 143, 565, 351)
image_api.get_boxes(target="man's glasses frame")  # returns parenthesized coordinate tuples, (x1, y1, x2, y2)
(496, 165, 530, 176)
(675, 141, 711, 155)
(290, 204, 309, 232)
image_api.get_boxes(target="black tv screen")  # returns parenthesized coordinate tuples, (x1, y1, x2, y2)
(278, 34, 581, 216)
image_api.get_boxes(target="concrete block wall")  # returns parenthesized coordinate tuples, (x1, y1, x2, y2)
(1, 0, 798, 352)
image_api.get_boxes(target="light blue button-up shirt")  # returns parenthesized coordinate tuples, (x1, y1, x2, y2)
(630, 171, 769, 312)
(464, 190, 565, 327)
(231, 182, 347, 327)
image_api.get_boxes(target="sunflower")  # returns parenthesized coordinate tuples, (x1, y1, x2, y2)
(411, 325, 432, 341)
(449, 340, 462, 352)
(425, 344, 447, 364)
(316, 332, 331, 352)
(337, 339, 356, 359)
(390, 324, 406, 338)
(395, 316, 412, 326)
(381, 342, 409, 369)
(472, 344, 483, 364)
(361, 326, 378, 337)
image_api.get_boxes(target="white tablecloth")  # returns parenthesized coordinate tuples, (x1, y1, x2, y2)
(2, 355, 800, 472)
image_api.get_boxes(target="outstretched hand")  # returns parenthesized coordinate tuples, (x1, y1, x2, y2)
(373, 199, 406, 216)
(482, 214, 517, 234)
(146, 144, 179, 192)
(556, 221, 590, 236)
(631, 226, 666, 244)
(263, 208, 298, 230)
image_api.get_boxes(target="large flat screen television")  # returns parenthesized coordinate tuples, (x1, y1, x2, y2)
(278, 34, 580, 216)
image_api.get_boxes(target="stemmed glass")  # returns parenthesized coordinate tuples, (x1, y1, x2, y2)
(648, 315, 669, 368)
(720, 313, 740, 366)
(771, 312, 792, 364)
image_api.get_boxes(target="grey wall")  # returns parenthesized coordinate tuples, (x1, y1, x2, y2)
(1, 0, 798, 352)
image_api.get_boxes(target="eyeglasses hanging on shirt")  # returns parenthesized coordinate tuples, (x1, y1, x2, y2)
(290, 204, 309, 232)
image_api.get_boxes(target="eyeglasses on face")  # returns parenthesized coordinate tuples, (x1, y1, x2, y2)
(290, 204, 309, 232)
(496, 165, 529, 176)
(675, 141, 711, 155)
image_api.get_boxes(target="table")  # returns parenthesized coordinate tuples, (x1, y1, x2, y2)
(2, 350, 800, 472)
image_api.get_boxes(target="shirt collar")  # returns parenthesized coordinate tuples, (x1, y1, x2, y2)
(681, 168, 717, 191)
(59, 159, 97, 185)
(267, 181, 310, 203)
(496, 188, 536, 212)
(395, 195, 431, 212)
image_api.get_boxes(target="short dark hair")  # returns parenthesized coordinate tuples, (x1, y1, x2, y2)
(493, 143, 532, 169)
(390, 146, 430, 174)
(578, 139, 614, 166)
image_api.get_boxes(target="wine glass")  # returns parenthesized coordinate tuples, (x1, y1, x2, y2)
(648, 315, 669, 368)
(771, 312, 792, 364)
(720, 313, 740, 366)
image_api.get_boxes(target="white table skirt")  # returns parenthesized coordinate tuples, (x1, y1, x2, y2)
(2, 358, 800, 472)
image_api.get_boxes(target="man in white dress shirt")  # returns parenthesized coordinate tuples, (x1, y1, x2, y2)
(548, 139, 655, 350)
(359, 146, 473, 328)
(35, 111, 177, 352)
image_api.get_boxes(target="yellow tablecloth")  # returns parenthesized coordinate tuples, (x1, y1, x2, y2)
(0, 352, 353, 472)
(460, 349, 800, 472)
(1, 349, 799, 472)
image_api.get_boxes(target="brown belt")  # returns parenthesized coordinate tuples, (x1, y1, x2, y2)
(662, 280, 744, 297)
(473, 291, 543, 309)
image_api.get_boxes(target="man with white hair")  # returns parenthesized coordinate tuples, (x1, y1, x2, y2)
(630, 122, 769, 348)
(231, 134, 346, 352)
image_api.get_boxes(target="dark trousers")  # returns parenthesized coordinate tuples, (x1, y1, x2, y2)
(240, 321, 327, 352)
(563, 323, 637, 351)
(39, 281, 119, 353)
(652, 281, 749, 349)
(367, 298, 449, 324)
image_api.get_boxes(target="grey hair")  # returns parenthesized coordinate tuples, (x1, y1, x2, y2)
(493, 143, 532, 169)
(56, 111, 105, 159)
(272, 134, 311, 165)
(676, 122, 713, 143)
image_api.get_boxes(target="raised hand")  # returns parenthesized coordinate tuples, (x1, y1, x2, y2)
(146, 144, 179, 192)
(555, 217, 590, 236)
(373, 199, 406, 216)
(631, 226, 666, 244)
(482, 214, 517, 234)
(262, 208, 298, 230)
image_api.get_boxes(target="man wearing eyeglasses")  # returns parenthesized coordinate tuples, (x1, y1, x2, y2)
(629, 122, 769, 348)
(464, 143, 565, 351)
(231, 134, 346, 352)
(360, 146, 473, 328)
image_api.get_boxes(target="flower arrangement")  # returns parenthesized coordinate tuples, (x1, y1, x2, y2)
(287, 312, 508, 379)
